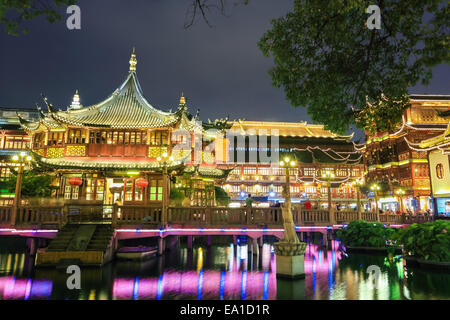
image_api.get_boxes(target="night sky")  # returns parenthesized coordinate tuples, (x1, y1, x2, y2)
(0, 0, 449, 142)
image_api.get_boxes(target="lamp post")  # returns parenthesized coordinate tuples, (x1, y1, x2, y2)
(274, 155, 306, 279)
(11, 152, 32, 226)
(370, 183, 381, 221)
(395, 189, 405, 213)
(351, 178, 364, 220)
(279, 156, 299, 242)
(157, 152, 174, 226)
(322, 170, 336, 225)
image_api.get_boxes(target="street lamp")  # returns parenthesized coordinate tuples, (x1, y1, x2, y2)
(278, 155, 299, 242)
(322, 170, 336, 224)
(351, 178, 364, 220)
(274, 155, 306, 279)
(11, 152, 32, 226)
(157, 152, 174, 226)
(395, 188, 405, 213)
(370, 183, 381, 221)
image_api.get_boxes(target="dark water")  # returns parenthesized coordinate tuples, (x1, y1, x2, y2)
(0, 237, 449, 300)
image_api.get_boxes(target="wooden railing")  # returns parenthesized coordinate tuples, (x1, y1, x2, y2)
(0, 207, 12, 225)
(17, 206, 65, 226)
(115, 205, 162, 225)
(0, 204, 437, 228)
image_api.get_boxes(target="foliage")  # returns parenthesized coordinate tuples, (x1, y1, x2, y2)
(0, 0, 77, 36)
(1, 172, 55, 197)
(336, 220, 394, 248)
(170, 188, 186, 206)
(393, 220, 450, 262)
(215, 186, 230, 206)
(258, 0, 449, 134)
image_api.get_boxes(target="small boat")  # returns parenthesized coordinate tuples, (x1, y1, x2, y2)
(116, 246, 158, 260)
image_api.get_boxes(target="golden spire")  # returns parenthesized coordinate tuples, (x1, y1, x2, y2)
(129, 47, 137, 71)
(179, 92, 186, 105)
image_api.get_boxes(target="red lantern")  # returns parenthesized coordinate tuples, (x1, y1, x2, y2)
(135, 178, 148, 188)
(68, 177, 82, 186)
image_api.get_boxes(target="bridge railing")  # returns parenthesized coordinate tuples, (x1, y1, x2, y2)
(115, 205, 162, 225)
(334, 210, 359, 224)
(0, 207, 12, 226)
(167, 207, 284, 226)
(0, 204, 437, 228)
(299, 209, 330, 225)
(17, 206, 65, 226)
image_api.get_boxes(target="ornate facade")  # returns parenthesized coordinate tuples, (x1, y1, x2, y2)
(18, 51, 230, 206)
(363, 95, 450, 213)
(218, 121, 365, 208)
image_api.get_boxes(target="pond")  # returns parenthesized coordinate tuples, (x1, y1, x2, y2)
(0, 237, 448, 300)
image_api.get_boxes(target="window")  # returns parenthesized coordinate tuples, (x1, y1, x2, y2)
(303, 168, 315, 176)
(68, 129, 82, 144)
(125, 179, 133, 201)
(85, 179, 95, 200)
(33, 133, 45, 148)
(258, 167, 271, 175)
(436, 164, 444, 179)
(48, 132, 64, 146)
(243, 167, 256, 175)
(5, 136, 28, 149)
(150, 131, 168, 146)
(96, 180, 104, 201)
(149, 179, 163, 201)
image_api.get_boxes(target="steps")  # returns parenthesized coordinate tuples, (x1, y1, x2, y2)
(86, 225, 114, 251)
(46, 224, 79, 252)
(37, 223, 115, 266)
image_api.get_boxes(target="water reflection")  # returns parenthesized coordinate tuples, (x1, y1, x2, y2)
(0, 239, 449, 300)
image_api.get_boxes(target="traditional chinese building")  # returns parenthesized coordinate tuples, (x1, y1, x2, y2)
(0, 108, 38, 179)
(218, 121, 365, 208)
(363, 95, 450, 213)
(406, 109, 450, 216)
(18, 51, 230, 207)
(0, 108, 38, 205)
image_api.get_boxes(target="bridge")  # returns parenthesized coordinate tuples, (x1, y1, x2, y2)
(0, 204, 434, 266)
(0, 204, 434, 234)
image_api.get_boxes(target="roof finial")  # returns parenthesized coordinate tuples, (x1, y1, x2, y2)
(70, 90, 82, 110)
(129, 47, 137, 71)
(179, 92, 186, 105)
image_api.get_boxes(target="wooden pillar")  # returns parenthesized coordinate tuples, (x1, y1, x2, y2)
(258, 236, 263, 247)
(322, 232, 328, 246)
(158, 237, 165, 256)
(252, 238, 259, 255)
(27, 238, 37, 255)
(122, 178, 127, 203)
(187, 235, 193, 249)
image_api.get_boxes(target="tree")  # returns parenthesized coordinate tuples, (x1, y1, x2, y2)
(184, 0, 249, 28)
(258, 0, 449, 134)
(0, 0, 77, 35)
(215, 186, 230, 206)
(1, 172, 55, 197)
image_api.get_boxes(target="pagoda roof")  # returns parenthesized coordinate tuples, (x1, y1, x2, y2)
(229, 120, 354, 140)
(49, 71, 200, 130)
(21, 51, 203, 132)
(30, 152, 230, 178)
